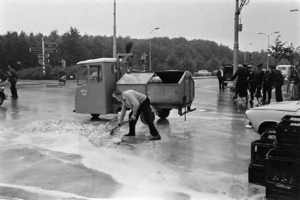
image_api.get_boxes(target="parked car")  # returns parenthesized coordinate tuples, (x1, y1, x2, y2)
(276, 65, 294, 78)
(194, 70, 212, 76)
(212, 70, 218, 76)
(245, 101, 300, 135)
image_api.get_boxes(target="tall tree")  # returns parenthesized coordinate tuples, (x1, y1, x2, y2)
(268, 36, 291, 66)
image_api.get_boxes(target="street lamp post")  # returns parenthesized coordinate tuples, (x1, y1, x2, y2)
(149, 27, 159, 72)
(259, 31, 280, 69)
(244, 43, 252, 63)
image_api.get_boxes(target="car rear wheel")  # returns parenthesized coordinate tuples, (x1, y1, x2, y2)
(259, 123, 277, 135)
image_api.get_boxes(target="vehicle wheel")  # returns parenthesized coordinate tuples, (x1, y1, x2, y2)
(259, 123, 277, 135)
(91, 114, 100, 119)
(140, 111, 155, 125)
(158, 109, 170, 119)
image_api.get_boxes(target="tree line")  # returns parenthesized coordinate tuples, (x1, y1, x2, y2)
(0, 27, 298, 79)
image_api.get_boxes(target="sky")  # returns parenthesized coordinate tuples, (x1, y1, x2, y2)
(0, 0, 299, 53)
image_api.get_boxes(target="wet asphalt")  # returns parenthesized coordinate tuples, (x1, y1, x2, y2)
(0, 77, 277, 199)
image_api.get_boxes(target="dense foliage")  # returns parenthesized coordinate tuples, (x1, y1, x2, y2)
(0, 27, 297, 79)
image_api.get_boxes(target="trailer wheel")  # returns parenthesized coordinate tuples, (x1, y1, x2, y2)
(158, 109, 170, 119)
(91, 114, 100, 119)
(140, 111, 155, 125)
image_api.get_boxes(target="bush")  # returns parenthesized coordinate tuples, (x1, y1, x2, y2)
(18, 65, 77, 80)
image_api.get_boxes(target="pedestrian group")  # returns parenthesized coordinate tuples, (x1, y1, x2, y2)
(218, 63, 293, 104)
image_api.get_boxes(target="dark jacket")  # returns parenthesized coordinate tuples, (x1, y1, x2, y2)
(292, 74, 300, 84)
(232, 67, 249, 95)
(232, 67, 248, 85)
(273, 70, 284, 87)
(262, 70, 274, 87)
(249, 68, 265, 86)
(216, 70, 224, 80)
(8, 69, 17, 83)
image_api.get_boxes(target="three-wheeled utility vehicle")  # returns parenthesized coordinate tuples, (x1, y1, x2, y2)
(74, 53, 195, 120)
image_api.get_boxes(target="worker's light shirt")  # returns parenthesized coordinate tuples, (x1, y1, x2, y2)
(119, 90, 146, 121)
(220, 69, 223, 77)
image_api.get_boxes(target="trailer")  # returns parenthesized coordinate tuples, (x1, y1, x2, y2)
(74, 53, 195, 120)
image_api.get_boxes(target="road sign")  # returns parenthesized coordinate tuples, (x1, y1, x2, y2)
(45, 42, 57, 48)
(45, 48, 57, 53)
(38, 59, 44, 65)
(30, 47, 42, 53)
(44, 59, 50, 64)
(38, 54, 49, 58)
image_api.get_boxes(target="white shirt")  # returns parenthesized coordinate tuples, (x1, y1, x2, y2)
(119, 90, 146, 122)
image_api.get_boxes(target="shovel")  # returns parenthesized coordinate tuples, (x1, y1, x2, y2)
(110, 120, 129, 135)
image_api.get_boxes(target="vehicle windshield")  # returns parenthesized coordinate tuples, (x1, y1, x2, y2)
(77, 66, 88, 85)
(278, 67, 287, 70)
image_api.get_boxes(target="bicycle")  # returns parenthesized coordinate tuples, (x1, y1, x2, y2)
(230, 85, 249, 104)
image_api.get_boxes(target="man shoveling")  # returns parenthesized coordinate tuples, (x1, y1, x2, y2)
(112, 89, 161, 141)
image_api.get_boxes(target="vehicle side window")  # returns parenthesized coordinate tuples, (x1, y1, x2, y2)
(77, 66, 88, 85)
(90, 65, 102, 83)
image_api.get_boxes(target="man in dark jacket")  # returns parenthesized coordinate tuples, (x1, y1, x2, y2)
(270, 65, 284, 102)
(262, 69, 274, 104)
(232, 64, 249, 100)
(216, 65, 225, 91)
(248, 63, 265, 103)
(8, 64, 18, 99)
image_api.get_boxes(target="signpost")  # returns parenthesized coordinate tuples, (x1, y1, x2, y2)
(45, 42, 57, 48)
(45, 48, 57, 53)
(29, 39, 57, 76)
(29, 47, 42, 53)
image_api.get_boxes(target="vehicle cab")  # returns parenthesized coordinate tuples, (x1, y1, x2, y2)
(74, 58, 118, 118)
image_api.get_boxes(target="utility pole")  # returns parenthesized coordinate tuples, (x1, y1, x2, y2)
(113, 0, 117, 58)
(233, 0, 250, 73)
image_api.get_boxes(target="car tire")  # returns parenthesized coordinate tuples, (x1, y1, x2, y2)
(259, 123, 277, 135)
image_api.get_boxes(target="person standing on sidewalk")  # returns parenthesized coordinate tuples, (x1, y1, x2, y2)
(270, 65, 284, 102)
(112, 89, 161, 141)
(8, 64, 18, 99)
(262, 69, 274, 104)
(217, 65, 225, 92)
(248, 63, 265, 103)
(291, 71, 299, 100)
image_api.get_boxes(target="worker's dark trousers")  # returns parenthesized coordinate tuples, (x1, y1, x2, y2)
(10, 82, 18, 98)
(275, 85, 283, 102)
(129, 97, 159, 136)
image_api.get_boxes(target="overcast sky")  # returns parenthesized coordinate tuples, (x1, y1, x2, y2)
(0, 0, 299, 53)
